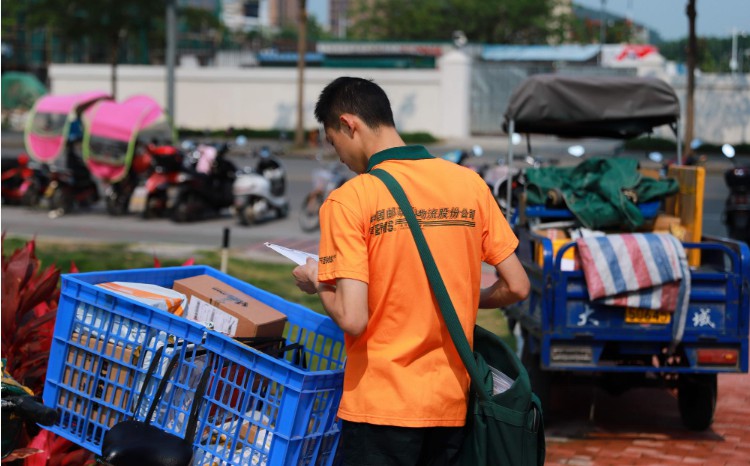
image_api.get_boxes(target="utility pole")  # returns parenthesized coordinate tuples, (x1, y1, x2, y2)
(166, 0, 177, 123)
(730, 28, 739, 74)
(684, 0, 696, 158)
(295, 0, 308, 148)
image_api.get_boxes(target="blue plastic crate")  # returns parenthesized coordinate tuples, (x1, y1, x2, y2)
(43, 266, 346, 466)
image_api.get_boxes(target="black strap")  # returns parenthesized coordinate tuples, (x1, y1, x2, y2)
(184, 364, 210, 444)
(144, 353, 182, 424)
(130, 344, 211, 443)
(129, 346, 165, 421)
(370, 168, 489, 402)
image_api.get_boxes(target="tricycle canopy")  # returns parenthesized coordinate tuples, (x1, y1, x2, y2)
(502, 74, 683, 221)
(503, 74, 680, 139)
(23, 91, 111, 163)
(83, 95, 174, 183)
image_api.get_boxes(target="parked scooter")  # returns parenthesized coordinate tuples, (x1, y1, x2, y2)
(1, 153, 50, 207)
(171, 142, 236, 222)
(141, 142, 185, 219)
(83, 95, 174, 217)
(233, 141, 290, 226)
(441, 145, 486, 174)
(721, 144, 750, 244)
(103, 148, 152, 216)
(298, 156, 351, 232)
(45, 136, 100, 218)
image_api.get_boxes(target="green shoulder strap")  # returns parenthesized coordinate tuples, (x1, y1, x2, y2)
(370, 168, 489, 402)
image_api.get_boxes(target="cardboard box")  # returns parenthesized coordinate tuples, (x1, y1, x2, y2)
(62, 331, 137, 427)
(533, 227, 578, 271)
(642, 214, 687, 241)
(173, 275, 287, 339)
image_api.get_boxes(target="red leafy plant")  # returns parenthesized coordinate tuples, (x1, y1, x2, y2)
(1, 235, 96, 465)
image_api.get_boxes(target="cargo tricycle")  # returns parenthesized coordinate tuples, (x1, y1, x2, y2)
(502, 75, 749, 431)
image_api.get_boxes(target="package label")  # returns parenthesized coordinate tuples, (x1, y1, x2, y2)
(186, 296, 238, 336)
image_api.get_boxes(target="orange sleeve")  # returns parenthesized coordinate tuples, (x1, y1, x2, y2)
(482, 187, 518, 266)
(317, 197, 369, 285)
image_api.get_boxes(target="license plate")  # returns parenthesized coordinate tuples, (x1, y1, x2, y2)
(625, 308, 672, 324)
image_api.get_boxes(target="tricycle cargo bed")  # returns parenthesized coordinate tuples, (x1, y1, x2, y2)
(507, 230, 750, 374)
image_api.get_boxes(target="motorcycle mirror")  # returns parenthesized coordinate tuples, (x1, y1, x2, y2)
(567, 145, 585, 157)
(722, 144, 736, 158)
(472, 145, 484, 157)
(511, 133, 522, 146)
(235, 135, 248, 147)
(181, 140, 194, 150)
(648, 151, 664, 163)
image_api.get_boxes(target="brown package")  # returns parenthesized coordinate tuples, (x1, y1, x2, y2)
(173, 275, 287, 339)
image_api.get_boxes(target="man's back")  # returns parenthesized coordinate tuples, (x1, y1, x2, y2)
(318, 146, 518, 427)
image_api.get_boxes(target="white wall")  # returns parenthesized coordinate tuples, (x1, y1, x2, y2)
(49, 64, 447, 136)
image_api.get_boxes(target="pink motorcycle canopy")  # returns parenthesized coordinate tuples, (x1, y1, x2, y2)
(83, 95, 175, 183)
(23, 91, 111, 163)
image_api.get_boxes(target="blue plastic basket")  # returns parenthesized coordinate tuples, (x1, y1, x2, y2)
(42, 266, 346, 466)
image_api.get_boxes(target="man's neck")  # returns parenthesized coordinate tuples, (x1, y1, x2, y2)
(364, 127, 406, 160)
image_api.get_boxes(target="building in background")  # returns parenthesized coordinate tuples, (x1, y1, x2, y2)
(222, 0, 268, 32)
(268, 0, 300, 29)
(329, 0, 349, 38)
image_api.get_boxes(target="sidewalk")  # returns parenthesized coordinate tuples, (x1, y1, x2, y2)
(545, 369, 750, 465)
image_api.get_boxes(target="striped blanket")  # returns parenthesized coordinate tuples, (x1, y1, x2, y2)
(576, 233, 691, 343)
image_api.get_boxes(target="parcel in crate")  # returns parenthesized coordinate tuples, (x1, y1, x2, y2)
(42, 266, 346, 466)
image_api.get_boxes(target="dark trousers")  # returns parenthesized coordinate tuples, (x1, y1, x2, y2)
(340, 420, 464, 466)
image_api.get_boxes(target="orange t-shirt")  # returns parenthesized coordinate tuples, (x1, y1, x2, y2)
(317, 145, 518, 427)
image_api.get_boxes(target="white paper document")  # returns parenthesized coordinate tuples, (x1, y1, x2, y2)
(488, 365, 514, 395)
(265, 242, 319, 266)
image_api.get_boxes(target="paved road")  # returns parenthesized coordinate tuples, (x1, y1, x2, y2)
(0, 132, 738, 255)
(545, 371, 750, 465)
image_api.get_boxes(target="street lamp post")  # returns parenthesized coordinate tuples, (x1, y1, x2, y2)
(683, 0, 696, 164)
(730, 29, 747, 75)
(730, 28, 739, 74)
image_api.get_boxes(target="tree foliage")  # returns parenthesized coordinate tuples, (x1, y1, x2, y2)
(659, 36, 748, 73)
(349, 0, 554, 44)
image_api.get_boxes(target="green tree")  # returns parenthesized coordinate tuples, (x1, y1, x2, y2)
(349, 0, 553, 44)
(21, 0, 167, 98)
(276, 15, 332, 44)
(660, 36, 743, 73)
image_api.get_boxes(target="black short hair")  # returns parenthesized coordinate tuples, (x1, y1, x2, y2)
(314, 77, 396, 130)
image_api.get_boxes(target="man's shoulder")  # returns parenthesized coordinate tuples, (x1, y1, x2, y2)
(327, 173, 370, 203)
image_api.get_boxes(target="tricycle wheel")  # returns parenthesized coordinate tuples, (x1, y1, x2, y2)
(678, 373, 716, 431)
(521, 341, 552, 413)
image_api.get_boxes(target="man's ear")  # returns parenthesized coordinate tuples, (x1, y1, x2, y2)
(339, 114, 357, 138)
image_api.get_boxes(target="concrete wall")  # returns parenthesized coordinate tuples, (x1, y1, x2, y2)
(48, 56, 750, 143)
(48, 63, 447, 135)
(674, 75, 750, 144)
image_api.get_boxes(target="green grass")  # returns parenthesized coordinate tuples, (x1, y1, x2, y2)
(3, 236, 511, 344)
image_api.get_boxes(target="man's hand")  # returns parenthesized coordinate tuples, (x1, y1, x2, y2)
(293, 257, 319, 295)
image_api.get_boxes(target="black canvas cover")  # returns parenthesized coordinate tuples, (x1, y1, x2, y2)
(503, 74, 680, 139)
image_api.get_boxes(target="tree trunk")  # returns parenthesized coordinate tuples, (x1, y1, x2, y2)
(294, 0, 307, 148)
(684, 0, 697, 159)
